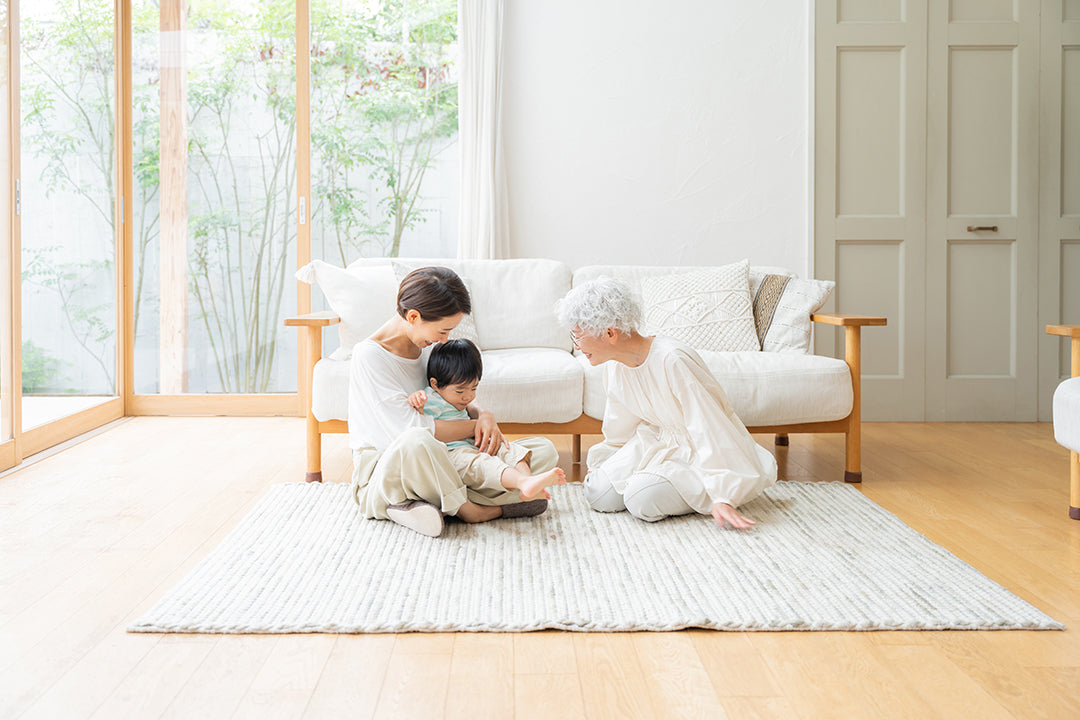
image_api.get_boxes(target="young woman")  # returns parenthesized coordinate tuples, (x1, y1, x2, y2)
(556, 276, 777, 529)
(349, 266, 559, 537)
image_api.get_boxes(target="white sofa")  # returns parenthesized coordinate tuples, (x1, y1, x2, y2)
(287, 257, 886, 483)
(1047, 323, 1080, 519)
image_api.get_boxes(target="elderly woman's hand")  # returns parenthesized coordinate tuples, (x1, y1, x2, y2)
(473, 410, 507, 455)
(711, 501, 755, 530)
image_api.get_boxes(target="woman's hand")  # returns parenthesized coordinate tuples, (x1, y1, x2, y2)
(473, 410, 506, 456)
(711, 501, 755, 530)
(407, 390, 427, 413)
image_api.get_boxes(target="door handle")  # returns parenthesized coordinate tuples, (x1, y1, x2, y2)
(966, 225, 998, 232)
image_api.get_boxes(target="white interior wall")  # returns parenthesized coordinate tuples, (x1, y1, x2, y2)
(502, 1, 811, 275)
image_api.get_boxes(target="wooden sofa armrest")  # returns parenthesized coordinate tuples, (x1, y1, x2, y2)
(811, 313, 887, 327)
(285, 312, 339, 418)
(285, 311, 341, 327)
(808, 312, 887, 483)
(1046, 324, 1080, 378)
(285, 311, 341, 482)
(283, 311, 339, 382)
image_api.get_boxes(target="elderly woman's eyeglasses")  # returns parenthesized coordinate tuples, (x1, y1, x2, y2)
(570, 330, 587, 348)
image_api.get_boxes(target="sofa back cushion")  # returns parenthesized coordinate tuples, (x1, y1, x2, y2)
(574, 263, 798, 350)
(349, 257, 572, 352)
(751, 274, 835, 353)
(639, 261, 761, 352)
(296, 259, 399, 359)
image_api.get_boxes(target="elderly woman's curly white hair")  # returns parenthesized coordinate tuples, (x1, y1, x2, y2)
(555, 276, 642, 337)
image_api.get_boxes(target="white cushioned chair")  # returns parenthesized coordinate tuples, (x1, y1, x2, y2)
(1047, 324, 1080, 520)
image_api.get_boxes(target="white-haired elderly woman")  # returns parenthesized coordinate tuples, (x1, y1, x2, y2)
(556, 276, 777, 529)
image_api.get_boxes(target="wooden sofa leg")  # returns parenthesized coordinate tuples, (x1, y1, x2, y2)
(844, 325, 863, 483)
(572, 434, 582, 464)
(306, 412, 323, 483)
(844, 428, 862, 483)
(1070, 450, 1079, 520)
(775, 433, 789, 446)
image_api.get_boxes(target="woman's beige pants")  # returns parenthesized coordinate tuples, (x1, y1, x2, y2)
(351, 428, 558, 518)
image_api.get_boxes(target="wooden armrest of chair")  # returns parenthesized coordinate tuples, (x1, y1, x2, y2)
(1046, 329, 1080, 519)
(1046, 324, 1080, 339)
(285, 311, 340, 327)
(1047, 325, 1080, 378)
(285, 312, 340, 482)
(811, 313, 887, 327)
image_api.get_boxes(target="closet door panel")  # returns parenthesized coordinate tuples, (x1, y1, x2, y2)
(815, 1, 927, 421)
(925, 0, 1040, 420)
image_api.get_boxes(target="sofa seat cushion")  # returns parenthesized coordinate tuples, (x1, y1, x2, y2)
(581, 350, 853, 427)
(312, 348, 583, 425)
(1054, 377, 1080, 454)
(474, 349, 583, 424)
(312, 358, 352, 422)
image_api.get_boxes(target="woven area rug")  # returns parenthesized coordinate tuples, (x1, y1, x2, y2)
(129, 482, 1062, 633)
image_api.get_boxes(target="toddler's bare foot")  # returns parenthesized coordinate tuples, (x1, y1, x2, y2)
(518, 467, 567, 501)
(455, 501, 504, 523)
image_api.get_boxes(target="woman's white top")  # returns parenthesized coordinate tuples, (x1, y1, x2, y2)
(348, 339, 435, 451)
(587, 335, 778, 510)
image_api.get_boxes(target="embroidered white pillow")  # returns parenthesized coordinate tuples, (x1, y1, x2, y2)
(641, 261, 760, 352)
(752, 274, 835, 353)
(391, 260, 481, 347)
(295, 259, 398, 360)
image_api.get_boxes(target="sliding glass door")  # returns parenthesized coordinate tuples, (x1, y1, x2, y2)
(0, 0, 460, 468)
(18, 0, 122, 451)
(128, 0, 298, 410)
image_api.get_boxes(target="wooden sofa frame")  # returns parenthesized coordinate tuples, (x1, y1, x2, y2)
(1046, 323, 1080, 519)
(286, 312, 886, 484)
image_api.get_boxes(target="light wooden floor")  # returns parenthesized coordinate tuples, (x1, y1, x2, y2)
(1, 418, 1078, 720)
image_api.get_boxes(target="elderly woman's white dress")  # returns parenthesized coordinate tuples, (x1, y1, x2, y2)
(586, 335, 777, 516)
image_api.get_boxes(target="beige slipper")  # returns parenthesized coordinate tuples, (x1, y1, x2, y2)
(500, 499, 548, 519)
(386, 501, 445, 537)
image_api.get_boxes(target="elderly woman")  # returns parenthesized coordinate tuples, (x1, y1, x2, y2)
(556, 276, 777, 529)
(349, 266, 559, 537)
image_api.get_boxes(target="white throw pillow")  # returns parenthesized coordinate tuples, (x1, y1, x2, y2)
(390, 260, 481, 347)
(641, 261, 760, 352)
(295, 259, 398, 360)
(752, 274, 835, 353)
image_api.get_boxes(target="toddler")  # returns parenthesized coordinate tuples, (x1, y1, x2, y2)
(408, 339, 566, 502)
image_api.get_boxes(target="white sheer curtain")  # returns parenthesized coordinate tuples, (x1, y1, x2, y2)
(457, 0, 509, 259)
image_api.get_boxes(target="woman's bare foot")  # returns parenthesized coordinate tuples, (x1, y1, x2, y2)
(517, 467, 567, 501)
(455, 500, 503, 523)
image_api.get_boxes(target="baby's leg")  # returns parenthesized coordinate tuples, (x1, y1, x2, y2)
(457, 443, 565, 502)
(499, 442, 533, 476)
(500, 464, 566, 502)
(494, 441, 563, 501)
